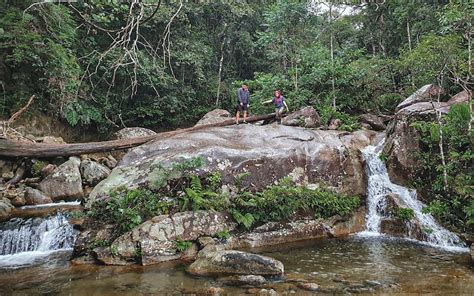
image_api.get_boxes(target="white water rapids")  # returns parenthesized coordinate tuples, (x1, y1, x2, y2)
(360, 138, 467, 252)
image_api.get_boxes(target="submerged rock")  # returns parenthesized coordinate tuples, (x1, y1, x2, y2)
(187, 249, 284, 277)
(88, 125, 377, 207)
(217, 275, 267, 287)
(38, 157, 83, 201)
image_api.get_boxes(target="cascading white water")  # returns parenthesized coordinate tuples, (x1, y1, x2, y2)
(0, 212, 76, 267)
(361, 138, 466, 250)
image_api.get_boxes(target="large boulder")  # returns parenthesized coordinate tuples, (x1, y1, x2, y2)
(187, 249, 284, 277)
(98, 211, 236, 265)
(113, 127, 156, 140)
(195, 109, 232, 126)
(38, 157, 83, 201)
(281, 106, 320, 128)
(87, 125, 377, 207)
(395, 84, 444, 111)
(80, 160, 111, 186)
(383, 90, 470, 186)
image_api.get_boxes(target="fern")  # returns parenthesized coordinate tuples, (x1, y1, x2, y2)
(231, 209, 255, 230)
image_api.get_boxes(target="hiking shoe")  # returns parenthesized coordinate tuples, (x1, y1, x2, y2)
(243, 120, 248, 124)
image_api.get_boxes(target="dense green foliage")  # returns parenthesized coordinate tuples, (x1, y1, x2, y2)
(89, 159, 360, 236)
(1, 1, 471, 133)
(412, 104, 473, 233)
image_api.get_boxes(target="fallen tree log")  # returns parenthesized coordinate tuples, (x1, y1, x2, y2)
(0, 113, 277, 158)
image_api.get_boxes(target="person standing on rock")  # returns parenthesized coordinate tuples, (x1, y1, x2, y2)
(263, 90, 288, 120)
(235, 84, 250, 124)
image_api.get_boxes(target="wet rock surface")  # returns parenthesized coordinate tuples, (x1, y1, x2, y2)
(217, 274, 267, 287)
(88, 125, 377, 206)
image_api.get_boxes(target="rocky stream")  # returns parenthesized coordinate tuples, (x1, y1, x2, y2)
(0, 85, 472, 295)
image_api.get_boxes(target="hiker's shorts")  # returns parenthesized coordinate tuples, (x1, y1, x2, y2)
(236, 104, 248, 113)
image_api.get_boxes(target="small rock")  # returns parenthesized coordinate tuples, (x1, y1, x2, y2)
(40, 164, 56, 178)
(24, 187, 53, 205)
(40, 136, 66, 144)
(328, 118, 342, 130)
(10, 195, 26, 207)
(248, 288, 278, 296)
(297, 282, 320, 291)
(0, 198, 13, 221)
(217, 275, 267, 287)
(364, 280, 382, 287)
(100, 155, 118, 169)
(197, 236, 216, 248)
(80, 159, 111, 186)
(1, 172, 14, 180)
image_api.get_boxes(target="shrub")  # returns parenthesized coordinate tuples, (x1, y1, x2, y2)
(396, 208, 415, 221)
(89, 187, 173, 235)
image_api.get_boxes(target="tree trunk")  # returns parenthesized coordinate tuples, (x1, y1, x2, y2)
(0, 113, 278, 158)
(407, 18, 415, 88)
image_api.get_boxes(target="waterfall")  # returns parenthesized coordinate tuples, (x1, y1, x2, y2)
(0, 212, 76, 267)
(361, 138, 466, 251)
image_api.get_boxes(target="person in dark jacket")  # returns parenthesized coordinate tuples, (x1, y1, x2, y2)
(235, 84, 250, 124)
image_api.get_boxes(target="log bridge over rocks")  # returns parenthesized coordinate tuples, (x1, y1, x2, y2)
(0, 113, 277, 158)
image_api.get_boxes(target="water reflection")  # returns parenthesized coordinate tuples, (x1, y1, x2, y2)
(0, 236, 472, 295)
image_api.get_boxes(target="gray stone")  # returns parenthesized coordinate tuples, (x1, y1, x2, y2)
(297, 282, 320, 291)
(38, 157, 83, 201)
(0, 198, 13, 221)
(281, 106, 320, 128)
(395, 84, 444, 111)
(187, 250, 284, 276)
(80, 159, 111, 186)
(113, 127, 156, 140)
(217, 275, 267, 287)
(384, 90, 470, 186)
(195, 109, 231, 126)
(24, 187, 52, 205)
(39, 136, 66, 144)
(100, 211, 236, 265)
(359, 114, 386, 131)
(1, 171, 14, 180)
(88, 125, 377, 207)
(40, 164, 56, 178)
